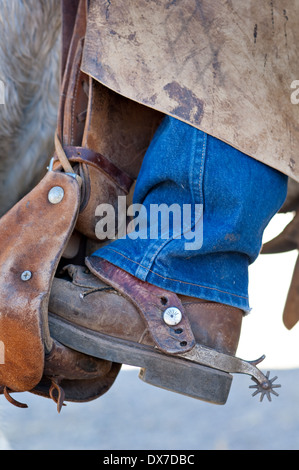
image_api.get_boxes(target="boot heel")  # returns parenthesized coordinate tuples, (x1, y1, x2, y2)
(139, 360, 232, 405)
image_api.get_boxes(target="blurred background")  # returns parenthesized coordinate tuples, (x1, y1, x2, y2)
(1, 213, 299, 451)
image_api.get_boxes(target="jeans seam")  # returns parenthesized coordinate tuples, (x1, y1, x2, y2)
(101, 246, 249, 300)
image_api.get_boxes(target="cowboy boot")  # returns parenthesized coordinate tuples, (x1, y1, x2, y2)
(47, 259, 244, 405)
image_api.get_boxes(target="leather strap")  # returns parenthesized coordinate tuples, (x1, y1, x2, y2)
(85, 257, 196, 355)
(58, 0, 87, 145)
(53, 146, 133, 193)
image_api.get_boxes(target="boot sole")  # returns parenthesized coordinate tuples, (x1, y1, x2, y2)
(48, 313, 233, 405)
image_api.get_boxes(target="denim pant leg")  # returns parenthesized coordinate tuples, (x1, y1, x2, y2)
(92, 116, 288, 311)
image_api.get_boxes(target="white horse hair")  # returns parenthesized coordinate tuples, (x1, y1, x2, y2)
(0, 0, 61, 215)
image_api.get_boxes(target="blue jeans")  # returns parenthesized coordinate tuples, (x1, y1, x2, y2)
(92, 116, 288, 312)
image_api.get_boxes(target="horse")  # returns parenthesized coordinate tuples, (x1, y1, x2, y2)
(0, 0, 61, 216)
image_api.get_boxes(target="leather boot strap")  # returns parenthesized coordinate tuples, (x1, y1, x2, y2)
(86, 257, 196, 355)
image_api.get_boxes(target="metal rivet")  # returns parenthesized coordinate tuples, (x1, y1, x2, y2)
(21, 271, 32, 281)
(48, 186, 64, 204)
(163, 307, 182, 326)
